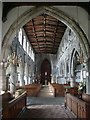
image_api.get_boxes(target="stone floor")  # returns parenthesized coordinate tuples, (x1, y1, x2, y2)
(20, 85, 75, 119)
(27, 85, 65, 105)
(20, 105, 75, 119)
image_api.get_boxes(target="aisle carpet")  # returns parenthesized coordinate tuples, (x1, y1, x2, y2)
(20, 105, 75, 119)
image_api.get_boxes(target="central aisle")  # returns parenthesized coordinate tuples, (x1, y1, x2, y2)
(37, 85, 54, 97)
(20, 85, 75, 119)
(20, 105, 75, 119)
(27, 85, 64, 105)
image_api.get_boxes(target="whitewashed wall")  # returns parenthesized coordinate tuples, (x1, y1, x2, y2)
(2, 6, 33, 39)
(0, 2, 2, 58)
(56, 27, 81, 84)
(54, 6, 89, 39)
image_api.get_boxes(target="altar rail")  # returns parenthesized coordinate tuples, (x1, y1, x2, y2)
(19, 84, 42, 97)
(2, 91, 26, 119)
(65, 93, 90, 119)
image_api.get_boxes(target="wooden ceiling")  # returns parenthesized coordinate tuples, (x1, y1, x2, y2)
(2, 2, 89, 54)
(23, 14, 67, 54)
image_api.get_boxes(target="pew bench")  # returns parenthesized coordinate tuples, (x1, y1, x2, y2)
(2, 91, 26, 119)
(18, 84, 42, 97)
(65, 93, 90, 119)
(50, 83, 65, 97)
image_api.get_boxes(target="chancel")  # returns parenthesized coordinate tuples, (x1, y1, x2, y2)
(0, 1, 90, 119)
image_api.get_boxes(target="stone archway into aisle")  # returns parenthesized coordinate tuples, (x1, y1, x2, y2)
(2, 6, 89, 61)
(41, 59, 51, 85)
(2, 6, 90, 93)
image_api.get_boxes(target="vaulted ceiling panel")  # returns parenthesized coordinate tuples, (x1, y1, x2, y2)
(23, 14, 67, 54)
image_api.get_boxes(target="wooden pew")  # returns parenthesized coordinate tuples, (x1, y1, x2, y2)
(50, 83, 65, 97)
(65, 87, 78, 96)
(0, 94, 2, 119)
(2, 91, 26, 119)
(65, 93, 90, 119)
(18, 84, 42, 97)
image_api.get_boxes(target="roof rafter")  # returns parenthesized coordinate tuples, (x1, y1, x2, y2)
(23, 14, 67, 54)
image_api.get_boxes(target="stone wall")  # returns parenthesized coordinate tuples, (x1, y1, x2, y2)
(35, 26, 89, 86)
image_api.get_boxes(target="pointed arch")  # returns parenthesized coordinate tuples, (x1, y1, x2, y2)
(2, 6, 90, 61)
(70, 48, 82, 77)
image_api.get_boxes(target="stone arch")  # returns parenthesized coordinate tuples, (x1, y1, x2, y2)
(2, 6, 90, 61)
(70, 48, 82, 77)
(70, 48, 76, 77)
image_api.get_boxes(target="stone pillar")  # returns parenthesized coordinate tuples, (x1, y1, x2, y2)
(28, 65, 31, 84)
(30, 76, 32, 84)
(24, 62, 29, 85)
(9, 63, 17, 94)
(0, 2, 2, 54)
(0, 64, 6, 92)
(28, 76, 30, 84)
(19, 61, 24, 86)
(64, 61, 67, 78)
(70, 77, 75, 87)
(86, 58, 90, 94)
(9, 72, 17, 94)
(70, 59, 75, 87)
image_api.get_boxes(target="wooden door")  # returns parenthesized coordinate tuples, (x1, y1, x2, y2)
(41, 59, 51, 85)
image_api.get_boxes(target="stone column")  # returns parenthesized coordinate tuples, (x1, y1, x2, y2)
(9, 72, 17, 94)
(70, 77, 75, 87)
(86, 58, 90, 94)
(19, 61, 24, 86)
(9, 63, 17, 94)
(28, 76, 30, 84)
(0, 63, 6, 92)
(28, 65, 31, 84)
(64, 61, 67, 78)
(70, 60, 75, 87)
(24, 62, 29, 85)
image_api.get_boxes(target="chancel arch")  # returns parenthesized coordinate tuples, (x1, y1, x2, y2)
(2, 6, 90, 61)
(1, 5, 90, 94)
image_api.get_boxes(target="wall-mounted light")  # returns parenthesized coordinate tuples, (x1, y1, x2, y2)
(50, 74, 52, 76)
(45, 72, 47, 75)
(83, 70, 86, 79)
(0, 59, 8, 68)
(86, 72, 89, 77)
(83, 70, 89, 78)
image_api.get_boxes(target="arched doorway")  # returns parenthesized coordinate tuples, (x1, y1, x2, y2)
(41, 59, 51, 85)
